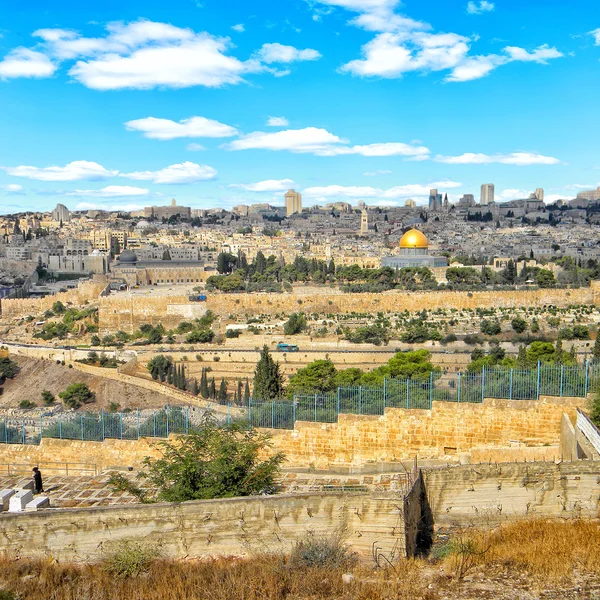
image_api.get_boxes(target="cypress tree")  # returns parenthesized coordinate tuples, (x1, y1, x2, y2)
(218, 379, 228, 403)
(244, 379, 251, 403)
(237, 381, 243, 404)
(200, 368, 209, 398)
(592, 336, 600, 363)
(190, 377, 198, 396)
(253, 345, 284, 401)
(555, 337, 563, 364)
(209, 378, 216, 399)
(167, 364, 174, 385)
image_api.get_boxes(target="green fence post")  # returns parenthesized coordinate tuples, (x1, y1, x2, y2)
(120, 413, 123, 440)
(359, 387, 362, 415)
(481, 366, 486, 403)
(560, 365, 564, 397)
(536, 361, 541, 399)
(293, 397, 297, 426)
(186, 406, 190, 432)
(59, 415, 62, 439)
(271, 401, 275, 428)
(101, 409, 105, 441)
(21, 419, 25, 445)
(40, 414, 43, 441)
(4, 419, 7, 444)
(137, 409, 140, 440)
(80, 415, 84, 441)
(406, 380, 409, 409)
(314, 394, 318, 422)
(585, 359, 590, 396)
(383, 378, 387, 412)
(166, 407, 170, 438)
(429, 372, 433, 409)
(226, 405, 230, 427)
(509, 368, 513, 400)
(457, 372, 461, 403)
(153, 411, 156, 438)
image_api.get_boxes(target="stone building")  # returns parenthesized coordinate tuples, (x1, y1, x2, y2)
(381, 229, 448, 269)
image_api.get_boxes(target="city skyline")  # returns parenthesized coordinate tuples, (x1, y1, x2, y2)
(1, 0, 600, 213)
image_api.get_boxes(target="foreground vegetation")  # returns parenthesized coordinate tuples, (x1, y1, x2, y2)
(0, 519, 598, 600)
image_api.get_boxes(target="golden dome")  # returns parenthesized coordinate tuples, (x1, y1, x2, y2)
(399, 228, 428, 249)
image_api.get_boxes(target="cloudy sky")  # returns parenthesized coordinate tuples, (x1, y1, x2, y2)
(0, 0, 598, 212)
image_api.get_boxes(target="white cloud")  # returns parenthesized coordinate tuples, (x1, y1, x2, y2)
(229, 178, 294, 192)
(67, 185, 149, 197)
(231, 24, 245, 33)
(435, 152, 560, 165)
(2, 160, 117, 181)
(226, 126, 429, 158)
(590, 28, 600, 46)
(31, 19, 268, 90)
(74, 201, 147, 211)
(1, 184, 24, 192)
(267, 116, 289, 126)
(303, 180, 461, 200)
(227, 127, 347, 153)
(186, 143, 206, 151)
(125, 116, 238, 139)
(121, 162, 217, 184)
(466, 1, 495, 15)
(364, 169, 392, 176)
(255, 43, 322, 63)
(0, 48, 56, 79)
(503, 44, 563, 63)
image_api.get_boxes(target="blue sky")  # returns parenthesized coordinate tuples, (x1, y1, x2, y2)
(0, 0, 599, 213)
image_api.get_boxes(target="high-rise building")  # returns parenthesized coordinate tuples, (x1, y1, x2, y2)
(480, 184, 495, 205)
(428, 189, 442, 211)
(52, 203, 71, 223)
(285, 189, 302, 216)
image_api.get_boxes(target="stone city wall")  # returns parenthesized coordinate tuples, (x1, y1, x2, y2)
(0, 491, 411, 562)
(423, 461, 600, 526)
(0, 275, 109, 320)
(264, 396, 583, 469)
(97, 284, 600, 332)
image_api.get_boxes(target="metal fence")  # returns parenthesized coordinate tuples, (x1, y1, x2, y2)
(1, 362, 598, 444)
(248, 361, 600, 430)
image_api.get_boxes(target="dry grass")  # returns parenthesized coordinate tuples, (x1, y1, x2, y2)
(0, 555, 433, 600)
(443, 518, 600, 582)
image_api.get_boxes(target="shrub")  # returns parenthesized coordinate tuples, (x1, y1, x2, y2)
(103, 541, 161, 579)
(441, 333, 458, 345)
(225, 329, 242, 338)
(41, 390, 55, 406)
(186, 329, 214, 344)
(284, 313, 307, 335)
(289, 532, 358, 570)
(59, 383, 96, 409)
(18, 400, 36, 409)
(464, 334, 484, 345)
(511, 317, 528, 334)
(480, 320, 501, 336)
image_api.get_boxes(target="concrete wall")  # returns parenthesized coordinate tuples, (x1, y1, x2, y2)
(423, 461, 600, 527)
(265, 396, 583, 469)
(0, 491, 409, 562)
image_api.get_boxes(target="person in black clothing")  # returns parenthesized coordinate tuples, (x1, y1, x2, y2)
(32, 467, 43, 494)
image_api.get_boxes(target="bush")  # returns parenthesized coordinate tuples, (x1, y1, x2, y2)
(18, 400, 36, 409)
(284, 313, 307, 335)
(289, 532, 358, 570)
(464, 334, 484, 345)
(225, 329, 242, 338)
(59, 383, 96, 409)
(480, 320, 501, 336)
(511, 317, 528, 334)
(103, 541, 161, 579)
(186, 329, 214, 344)
(41, 390, 55, 406)
(441, 333, 458, 345)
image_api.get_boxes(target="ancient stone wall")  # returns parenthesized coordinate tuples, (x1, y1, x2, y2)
(264, 396, 583, 469)
(423, 461, 600, 526)
(0, 275, 109, 320)
(97, 283, 600, 332)
(0, 491, 409, 561)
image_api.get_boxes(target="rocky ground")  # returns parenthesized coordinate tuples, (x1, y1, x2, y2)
(0, 356, 177, 411)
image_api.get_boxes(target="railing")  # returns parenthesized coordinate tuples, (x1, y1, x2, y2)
(0, 461, 97, 477)
(248, 361, 598, 430)
(0, 362, 597, 444)
(576, 408, 600, 455)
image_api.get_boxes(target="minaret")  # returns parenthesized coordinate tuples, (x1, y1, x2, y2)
(360, 209, 369, 235)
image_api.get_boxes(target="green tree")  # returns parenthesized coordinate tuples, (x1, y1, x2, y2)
(59, 383, 95, 409)
(287, 360, 337, 396)
(0, 355, 20, 382)
(244, 378, 251, 402)
(147, 355, 172, 382)
(218, 379, 228, 403)
(41, 390, 55, 406)
(592, 336, 600, 363)
(283, 313, 307, 335)
(590, 390, 600, 427)
(209, 378, 216, 399)
(253, 345, 284, 400)
(480, 319, 501, 336)
(52, 301, 66, 314)
(511, 317, 528, 334)
(200, 368, 209, 398)
(186, 329, 215, 344)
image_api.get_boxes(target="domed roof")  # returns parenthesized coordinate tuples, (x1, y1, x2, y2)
(118, 249, 138, 263)
(399, 228, 428, 249)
